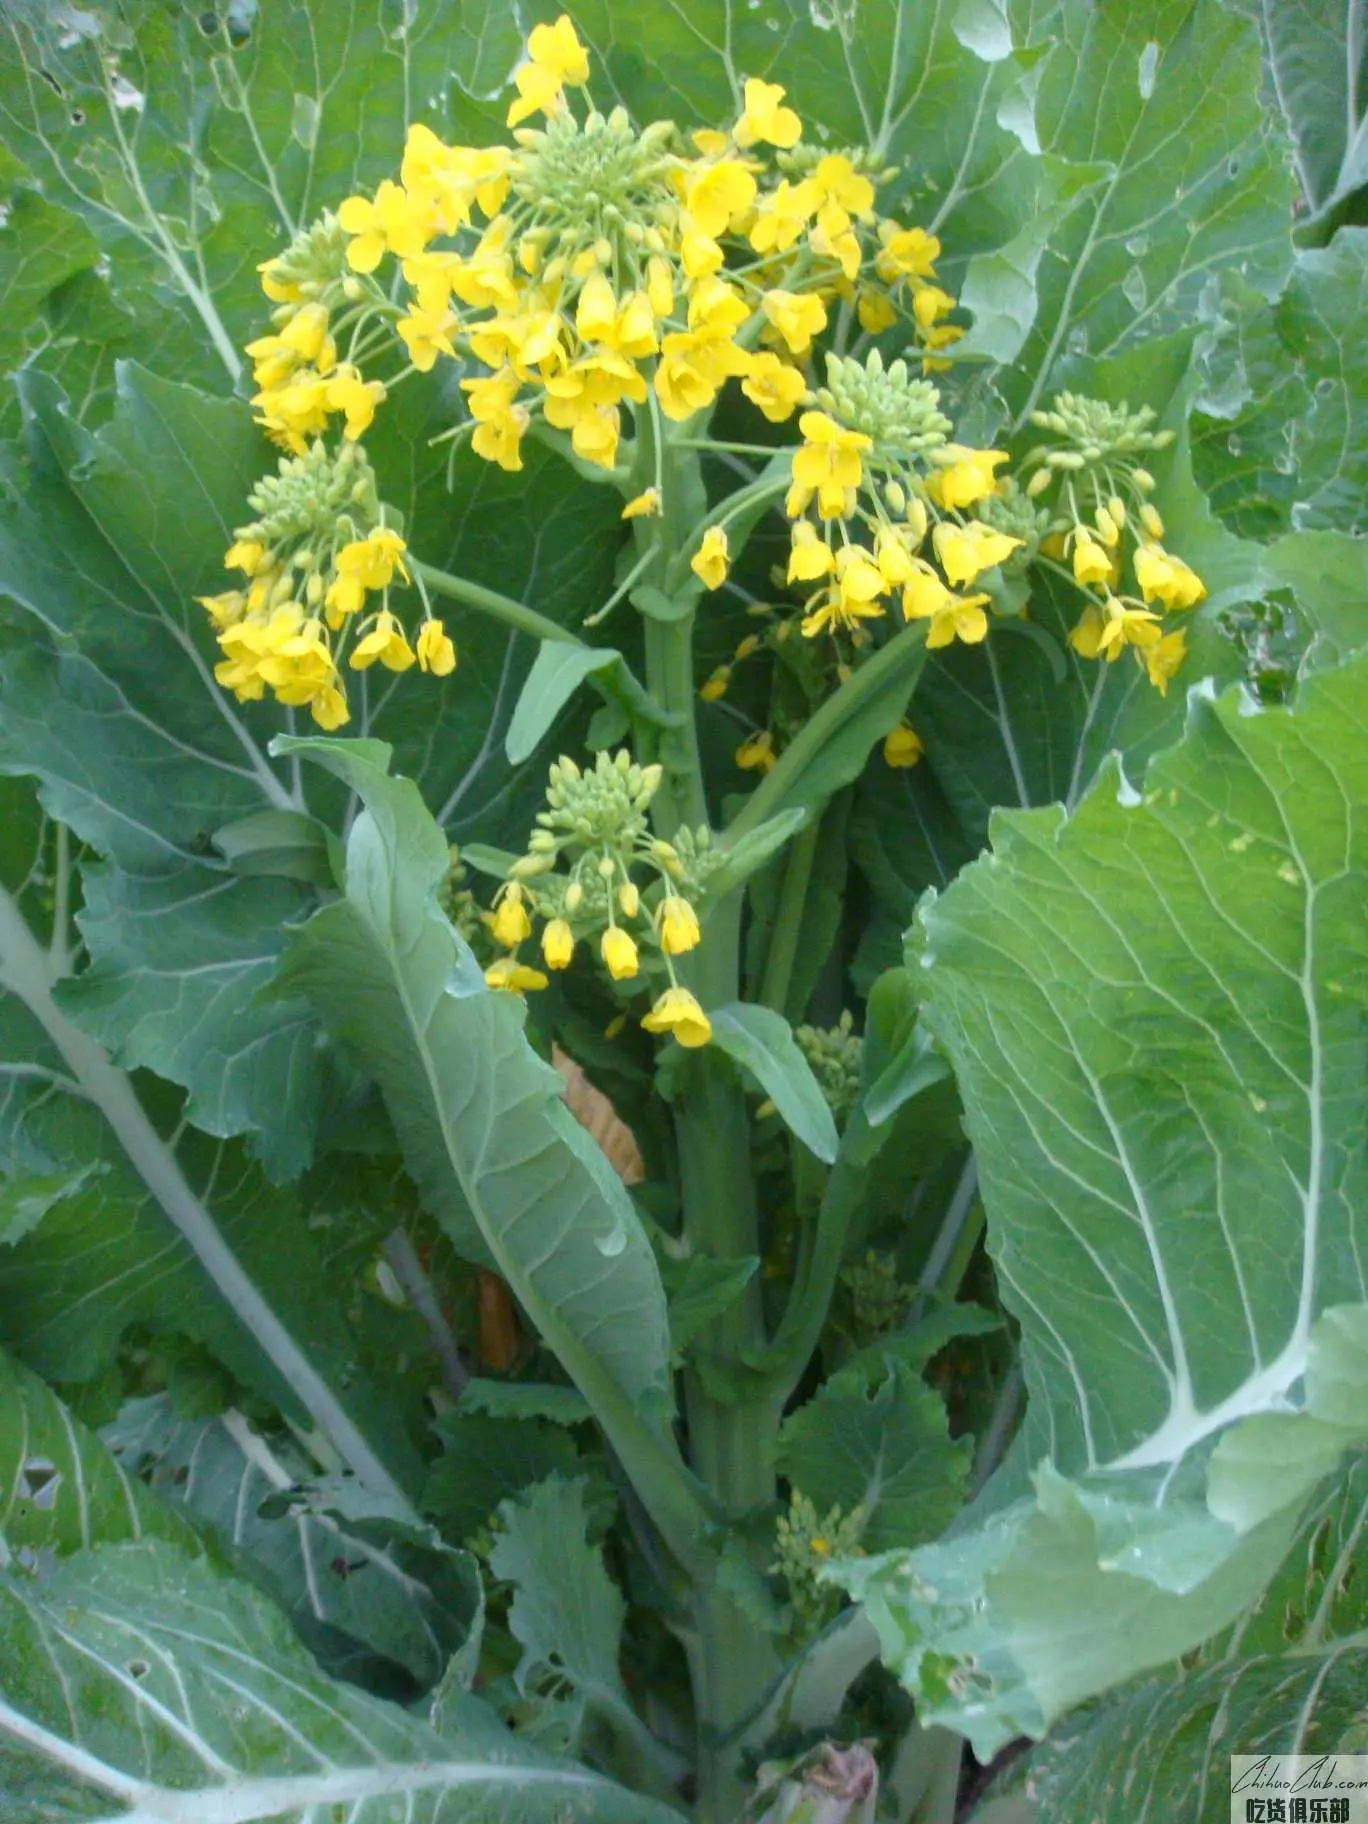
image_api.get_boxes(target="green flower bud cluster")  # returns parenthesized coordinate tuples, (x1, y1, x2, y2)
(1026, 390, 1176, 467)
(512, 108, 677, 249)
(795, 1010, 863, 1122)
(771, 1491, 864, 1637)
(532, 748, 663, 851)
(258, 210, 349, 298)
(241, 439, 380, 550)
(816, 350, 951, 455)
(438, 845, 483, 944)
(840, 1251, 914, 1344)
(663, 822, 727, 895)
(975, 477, 1049, 563)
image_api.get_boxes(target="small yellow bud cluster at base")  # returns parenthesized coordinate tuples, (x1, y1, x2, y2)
(480, 750, 712, 1048)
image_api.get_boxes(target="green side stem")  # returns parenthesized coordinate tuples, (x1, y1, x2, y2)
(413, 557, 584, 647)
(756, 814, 820, 1018)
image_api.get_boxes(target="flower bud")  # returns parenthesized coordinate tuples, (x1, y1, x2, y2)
(617, 880, 640, 918)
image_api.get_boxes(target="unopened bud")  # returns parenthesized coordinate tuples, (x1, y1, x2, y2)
(1026, 466, 1053, 497)
(510, 852, 554, 879)
(565, 880, 583, 912)
(617, 880, 639, 917)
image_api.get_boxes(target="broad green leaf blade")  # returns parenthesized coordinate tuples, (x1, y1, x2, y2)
(491, 1477, 635, 1733)
(0, 1539, 680, 1824)
(1031, 1633, 1368, 1822)
(422, 1411, 589, 1544)
(1231, 0, 1368, 216)
(778, 1356, 971, 1553)
(836, 655, 1368, 1754)
(271, 739, 703, 1559)
(0, 2, 516, 404)
(709, 1004, 839, 1164)
(1000, 0, 1295, 424)
(1192, 229, 1368, 537)
(0, 1350, 196, 1561)
(0, 816, 425, 1510)
(506, 643, 621, 766)
(104, 1395, 480, 1690)
(461, 1381, 593, 1424)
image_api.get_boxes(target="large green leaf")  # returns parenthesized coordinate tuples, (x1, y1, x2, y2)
(1193, 228, 1368, 538)
(0, 1538, 680, 1823)
(0, 1349, 197, 1562)
(835, 654, 1368, 1756)
(272, 739, 708, 1567)
(0, 0, 514, 405)
(0, 806, 425, 1509)
(0, 360, 618, 1173)
(777, 1355, 971, 1553)
(1231, 0, 1368, 220)
(104, 1394, 481, 1692)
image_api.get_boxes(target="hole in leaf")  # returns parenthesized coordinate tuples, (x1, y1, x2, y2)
(198, 10, 218, 33)
(20, 1458, 60, 1509)
(128, 1659, 150, 1679)
(70, 107, 85, 125)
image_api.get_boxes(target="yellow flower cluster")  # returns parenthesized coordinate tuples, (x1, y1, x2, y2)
(1025, 395, 1205, 695)
(483, 752, 712, 1048)
(196, 443, 453, 729)
(779, 355, 1022, 650)
(305, 15, 955, 479)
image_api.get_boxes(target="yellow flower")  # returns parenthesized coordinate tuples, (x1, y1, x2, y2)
(875, 529, 917, 588)
(809, 154, 875, 227)
(1133, 543, 1206, 611)
(642, 985, 712, 1048)
(485, 955, 549, 993)
(397, 301, 457, 371)
(325, 366, 387, 440)
(801, 548, 887, 637)
(883, 723, 924, 767)
(622, 488, 661, 519)
(1070, 526, 1115, 588)
(932, 520, 1021, 586)
(741, 352, 806, 423)
(197, 589, 246, 631)
(685, 159, 758, 238)
(601, 926, 640, 981)
(912, 284, 956, 330)
(658, 896, 701, 955)
(506, 14, 590, 125)
(692, 526, 730, 591)
(901, 567, 990, 648)
(748, 178, 819, 255)
(734, 77, 802, 149)
(311, 683, 350, 730)
(491, 886, 533, 949)
(788, 521, 835, 582)
(788, 410, 871, 519)
(856, 288, 897, 334)
(1144, 627, 1188, 695)
(761, 288, 827, 356)
(876, 223, 941, 284)
(225, 538, 270, 576)
(542, 918, 575, 970)
(341, 528, 409, 591)
(927, 446, 1009, 511)
(337, 180, 432, 271)
(701, 666, 731, 701)
(1068, 597, 1161, 662)
(348, 610, 417, 672)
(416, 619, 457, 676)
(735, 729, 777, 771)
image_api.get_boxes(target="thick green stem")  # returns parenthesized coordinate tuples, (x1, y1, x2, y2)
(413, 557, 584, 647)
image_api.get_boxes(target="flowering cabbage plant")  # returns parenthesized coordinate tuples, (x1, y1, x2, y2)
(0, 4, 1365, 1823)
